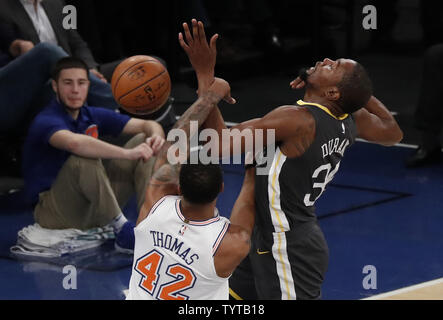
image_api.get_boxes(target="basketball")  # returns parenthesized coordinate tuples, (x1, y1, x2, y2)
(111, 55, 171, 115)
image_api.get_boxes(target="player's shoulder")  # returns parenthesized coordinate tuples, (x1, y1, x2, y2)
(214, 223, 250, 264)
(267, 104, 315, 134)
(272, 104, 315, 120)
(155, 194, 180, 206)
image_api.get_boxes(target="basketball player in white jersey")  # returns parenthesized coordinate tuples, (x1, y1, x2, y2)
(126, 71, 257, 298)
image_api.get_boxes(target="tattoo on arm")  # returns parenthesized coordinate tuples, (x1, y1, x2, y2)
(148, 163, 180, 186)
(156, 91, 221, 162)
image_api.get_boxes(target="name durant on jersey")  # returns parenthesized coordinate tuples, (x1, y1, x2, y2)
(150, 230, 200, 265)
(321, 137, 350, 158)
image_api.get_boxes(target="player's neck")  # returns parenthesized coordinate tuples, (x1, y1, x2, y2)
(302, 93, 344, 117)
(180, 198, 217, 221)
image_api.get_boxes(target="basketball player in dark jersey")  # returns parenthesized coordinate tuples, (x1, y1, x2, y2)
(179, 19, 403, 300)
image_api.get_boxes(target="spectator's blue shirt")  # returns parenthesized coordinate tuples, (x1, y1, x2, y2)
(22, 99, 131, 205)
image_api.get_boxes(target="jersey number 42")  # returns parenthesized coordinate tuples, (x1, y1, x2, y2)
(134, 249, 196, 300)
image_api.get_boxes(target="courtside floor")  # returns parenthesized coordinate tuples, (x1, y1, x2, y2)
(0, 141, 442, 300)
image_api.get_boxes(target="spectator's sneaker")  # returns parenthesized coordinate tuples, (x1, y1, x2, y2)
(115, 221, 135, 254)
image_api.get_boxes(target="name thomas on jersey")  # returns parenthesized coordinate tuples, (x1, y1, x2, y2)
(150, 230, 199, 265)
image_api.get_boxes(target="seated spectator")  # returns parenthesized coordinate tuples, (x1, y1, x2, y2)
(0, 0, 177, 176)
(0, 0, 176, 120)
(0, 0, 120, 109)
(22, 57, 164, 248)
(0, 42, 67, 177)
(1, 0, 113, 80)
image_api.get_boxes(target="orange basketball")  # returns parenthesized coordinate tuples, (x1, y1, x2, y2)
(111, 55, 171, 115)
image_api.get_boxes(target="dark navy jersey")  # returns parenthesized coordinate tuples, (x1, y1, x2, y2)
(254, 100, 357, 235)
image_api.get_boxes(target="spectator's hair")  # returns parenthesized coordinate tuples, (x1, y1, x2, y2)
(336, 62, 373, 114)
(179, 162, 223, 204)
(51, 57, 89, 81)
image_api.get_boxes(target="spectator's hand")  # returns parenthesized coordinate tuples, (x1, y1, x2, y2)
(179, 19, 218, 95)
(127, 143, 154, 162)
(209, 77, 236, 104)
(146, 135, 165, 156)
(90, 68, 107, 83)
(290, 76, 306, 90)
(9, 39, 34, 57)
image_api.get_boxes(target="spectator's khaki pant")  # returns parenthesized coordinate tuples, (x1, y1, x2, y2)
(34, 133, 156, 230)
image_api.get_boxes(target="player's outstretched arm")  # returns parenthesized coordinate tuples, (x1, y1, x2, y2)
(137, 79, 235, 225)
(213, 159, 256, 278)
(203, 105, 313, 159)
(137, 163, 180, 226)
(353, 96, 403, 146)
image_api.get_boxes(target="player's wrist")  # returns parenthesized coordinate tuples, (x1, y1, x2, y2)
(200, 89, 223, 105)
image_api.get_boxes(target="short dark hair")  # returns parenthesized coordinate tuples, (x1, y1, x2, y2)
(179, 162, 223, 204)
(51, 57, 89, 81)
(337, 62, 373, 114)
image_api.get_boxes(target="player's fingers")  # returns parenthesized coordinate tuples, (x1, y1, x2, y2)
(178, 33, 190, 52)
(290, 77, 301, 86)
(295, 80, 306, 89)
(224, 96, 236, 104)
(209, 34, 218, 52)
(192, 19, 199, 43)
(197, 21, 207, 45)
(183, 22, 193, 44)
(290, 77, 305, 89)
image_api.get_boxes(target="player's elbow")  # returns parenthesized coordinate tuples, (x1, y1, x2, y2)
(231, 228, 252, 258)
(237, 233, 252, 259)
(392, 126, 404, 145)
(381, 126, 403, 146)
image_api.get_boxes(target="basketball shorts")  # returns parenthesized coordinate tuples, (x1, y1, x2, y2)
(229, 221, 329, 300)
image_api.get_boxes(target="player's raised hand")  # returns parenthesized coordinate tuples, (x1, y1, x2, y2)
(290, 77, 306, 90)
(209, 77, 236, 105)
(178, 19, 218, 92)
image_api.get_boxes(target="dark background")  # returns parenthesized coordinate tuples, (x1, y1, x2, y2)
(65, 0, 443, 147)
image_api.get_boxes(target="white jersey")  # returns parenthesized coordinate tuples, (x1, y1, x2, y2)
(127, 195, 231, 300)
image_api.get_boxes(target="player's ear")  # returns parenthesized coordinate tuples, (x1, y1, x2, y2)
(220, 182, 224, 194)
(325, 86, 340, 101)
(51, 79, 58, 93)
(177, 185, 183, 195)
